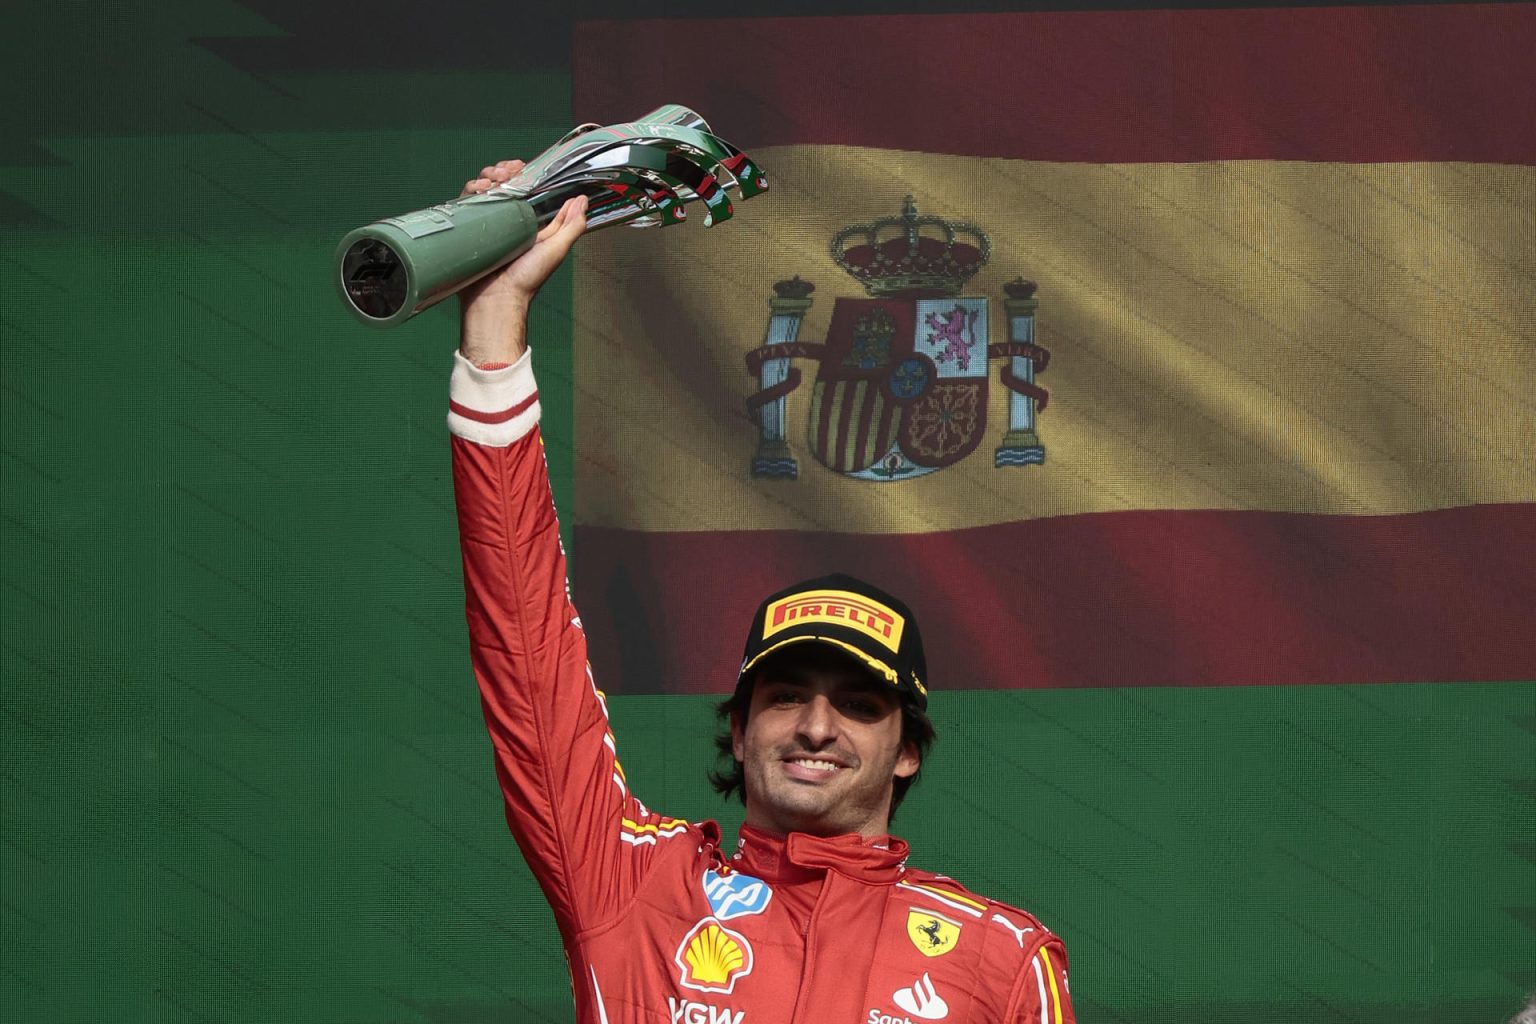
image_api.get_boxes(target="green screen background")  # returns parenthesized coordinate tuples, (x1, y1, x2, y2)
(2, 3, 1532, 1022)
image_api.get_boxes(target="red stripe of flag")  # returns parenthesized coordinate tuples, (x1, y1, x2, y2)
(573, 504, 1536, 693)
(576, 5, 1536, 164)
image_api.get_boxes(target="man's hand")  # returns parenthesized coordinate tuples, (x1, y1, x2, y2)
(458, 159, 588, 367)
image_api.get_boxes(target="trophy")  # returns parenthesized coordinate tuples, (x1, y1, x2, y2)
(335, 104, 769, 328)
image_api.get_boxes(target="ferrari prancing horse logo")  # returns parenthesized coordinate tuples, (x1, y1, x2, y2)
(906, 908, 962, 958)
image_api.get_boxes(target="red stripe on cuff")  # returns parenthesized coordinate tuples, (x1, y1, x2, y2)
(449, 390, 540, 425)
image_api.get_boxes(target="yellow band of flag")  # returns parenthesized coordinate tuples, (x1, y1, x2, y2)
(575, 147, 1535, 533)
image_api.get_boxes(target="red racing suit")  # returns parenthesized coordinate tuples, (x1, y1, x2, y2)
(448, 349, 1075, 1024)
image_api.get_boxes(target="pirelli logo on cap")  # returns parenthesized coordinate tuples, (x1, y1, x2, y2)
(763, 589, 905, 653)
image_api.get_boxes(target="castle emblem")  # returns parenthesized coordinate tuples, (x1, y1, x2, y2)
(746, 198, 1050, 480)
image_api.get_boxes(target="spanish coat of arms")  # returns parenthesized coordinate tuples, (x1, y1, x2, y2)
(746, 198, 1050, 480)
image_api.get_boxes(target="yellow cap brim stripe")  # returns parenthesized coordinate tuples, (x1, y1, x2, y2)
(741, 635, 901, 688)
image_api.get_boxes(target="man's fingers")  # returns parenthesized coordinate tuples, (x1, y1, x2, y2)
(533, 204, 564, 243)
(485, 159, 524, 182)
(545, 196, 588, 255)
(532, 195, 588, 245)
(463, 159, 525, 195)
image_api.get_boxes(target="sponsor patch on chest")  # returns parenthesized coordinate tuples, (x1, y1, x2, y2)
(668, 997, 745, 1024)
(702, 868, 773, 921)
(905, 908, 961, 957)
(675, 919, 755, 995)
(867, 971, 950, 1023)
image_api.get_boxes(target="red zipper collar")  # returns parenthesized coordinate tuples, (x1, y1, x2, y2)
(732, 824, 908, 883)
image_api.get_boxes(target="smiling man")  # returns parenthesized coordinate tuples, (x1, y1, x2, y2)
(714, 581, 929, 845)
(445, 161, 1074, 1024)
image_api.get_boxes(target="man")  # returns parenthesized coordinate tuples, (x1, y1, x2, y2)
(447, 159, 1074, 1023)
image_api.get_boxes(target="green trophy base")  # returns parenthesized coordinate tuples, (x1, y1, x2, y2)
(336, 196, 539, 328)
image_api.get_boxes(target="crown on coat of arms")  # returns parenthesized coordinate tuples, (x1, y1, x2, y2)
(830, 196, 991, 298)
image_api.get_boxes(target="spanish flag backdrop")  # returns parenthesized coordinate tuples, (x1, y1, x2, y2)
(2, 3, 1532, 1023)
(570, 6, 1536, 695)
(564, 6, 1536, 1019)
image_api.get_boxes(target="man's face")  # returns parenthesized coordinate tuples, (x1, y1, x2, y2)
(731, 646, 919, 839)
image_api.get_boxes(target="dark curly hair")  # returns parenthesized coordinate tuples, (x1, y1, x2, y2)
(706, 673, 937, 823)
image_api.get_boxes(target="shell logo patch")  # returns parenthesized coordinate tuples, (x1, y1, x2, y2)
(906, 908, 961, 958)
(676, 919, 754, 994)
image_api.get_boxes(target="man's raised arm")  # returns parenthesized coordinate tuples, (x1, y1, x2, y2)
(447, 168, 689, 935)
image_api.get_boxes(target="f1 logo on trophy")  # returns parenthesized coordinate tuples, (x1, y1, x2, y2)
(335, 104, 768, 328)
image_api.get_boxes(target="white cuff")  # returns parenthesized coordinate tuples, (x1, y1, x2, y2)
(447, 348, 542, 446)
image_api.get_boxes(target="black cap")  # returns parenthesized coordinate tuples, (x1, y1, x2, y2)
(736, 573, 929, 710)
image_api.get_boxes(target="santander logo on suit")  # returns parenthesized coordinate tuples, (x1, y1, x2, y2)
(868, 971, 950, 1024)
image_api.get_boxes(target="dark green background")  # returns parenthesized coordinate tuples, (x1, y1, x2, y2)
(3, 2, 1532, 1021)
